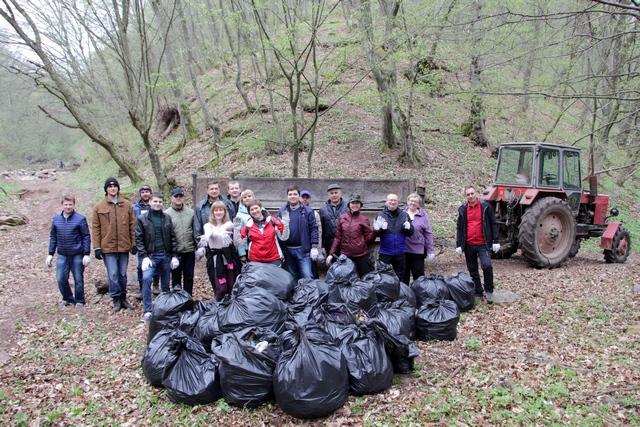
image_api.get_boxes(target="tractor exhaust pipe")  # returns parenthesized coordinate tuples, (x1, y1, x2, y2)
(589, 174, 598, 197)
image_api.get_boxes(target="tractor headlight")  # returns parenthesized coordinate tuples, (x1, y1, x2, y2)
(610, 208, 619, 217)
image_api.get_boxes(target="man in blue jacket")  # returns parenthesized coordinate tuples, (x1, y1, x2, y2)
(46, 194, 91, 307)
(374, 193, 414, 281)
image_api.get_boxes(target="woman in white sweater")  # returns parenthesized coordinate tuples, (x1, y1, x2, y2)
(202, 201, 239, 301)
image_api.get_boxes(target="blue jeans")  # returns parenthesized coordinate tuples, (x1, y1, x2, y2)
(141, 253, 171, 313)
(283, 247, 313, 284)
(56, 254, 85, 304)
(464, 244, 494, 296)
(103, 253, 130, 298)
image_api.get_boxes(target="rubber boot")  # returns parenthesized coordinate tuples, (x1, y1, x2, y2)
(113, 297, 122, 313)
(120, 295, 134, 310)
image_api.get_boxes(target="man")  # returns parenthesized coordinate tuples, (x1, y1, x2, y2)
(456, 186, 500, 303)
(136, 192, 179, 321)
(194, 181, 236, 241)
(226, 180, 242, 219)
(319, 183, 348, 258)
(92, 177, 136, 313)
(300, 189, 323, 279)
(132, 184, 158, 298)
(165, 188, 197, 295)
(373, 193, 414, 281)
(277, 186, 319, 283)
(47, 194, 91, 307)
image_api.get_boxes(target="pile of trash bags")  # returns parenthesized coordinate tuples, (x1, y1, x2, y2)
(141, 258, 476, 419)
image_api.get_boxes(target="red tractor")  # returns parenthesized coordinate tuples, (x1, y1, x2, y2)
(481, 142, 631, 268)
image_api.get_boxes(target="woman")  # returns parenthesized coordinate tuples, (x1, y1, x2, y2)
(403, 193, 435, 284)
(203, 201, 239, 301)
(328, 193, 376, 277)
(234, 200, 289, 265)
(234, 189, 255, 263)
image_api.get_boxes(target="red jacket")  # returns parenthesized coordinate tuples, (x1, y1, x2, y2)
(241, 216, 285, 263)
(330, 210, 376, 258)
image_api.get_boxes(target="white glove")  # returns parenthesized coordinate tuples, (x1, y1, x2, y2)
(233, 217, 242, 229)
(142, 257, 152, 271)
(373, 217, 384, 231)
(221, 233, 233, 247)
(82, 255, 91, 266)
(198, 235, 208, 248)
(280, 210, 290, 225)
(492, 243, 501, 253)
(326, 255, 333, 266)
(381, 219, 388, 230)
(403, 221, 410, 230)
(427, 253, 435, 261)
(46, 255, 53, 268)
(195, 247, 206, 261)
(456, 247, 462, 256)
(310, 248, 319, 260)
(171, 257, 179, 270)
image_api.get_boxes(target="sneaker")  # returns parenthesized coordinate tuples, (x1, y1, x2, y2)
(141, 312, 152, 322)
(58, 301, 72, 307)
(486, 292, 494, 304)
(131, 292, 142, 300)
(75, 303, 84, 307)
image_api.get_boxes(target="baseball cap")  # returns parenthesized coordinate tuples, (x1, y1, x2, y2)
(326, 183, 341, 192)
(171, 188, 185, 197)
(300, 190, 311, 198)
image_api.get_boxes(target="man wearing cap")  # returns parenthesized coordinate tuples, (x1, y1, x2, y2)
(373, 193, 414, 281)
(194, 180, 236, 241)
(165, 188, 197, 295)
(300, 189, 323, 279)
(92, 177, 136, 313)
(319, 183, 348, 259)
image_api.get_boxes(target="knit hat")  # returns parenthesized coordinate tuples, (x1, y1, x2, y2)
(104, 177, 120, 192)
(139, 184, 152, 193)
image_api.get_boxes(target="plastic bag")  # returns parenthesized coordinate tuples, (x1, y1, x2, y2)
(415, 298, 460, 342)
(233, 261, 294, 301)
(141, 325, 187, 387)
(444, 272, 476, 312)
(192, 303, 222, 351)
(325, 254, 358, 285)
(161, 334, 221, 405)
(274, 323, 349, 419)
(368, 319, 419, 374)
(368, 299, 416, 340)
(218, 286, 287, 335)
(211, 327, 282, 408)
(287, 278, 332, 325)
(327, 279, 376, 312)
(148, 289, 194, 344)
(399, 282, 417, 308)
(411, 274, 450, 308)
(314, 302, 367, 341)
(362, 260, 400, 302)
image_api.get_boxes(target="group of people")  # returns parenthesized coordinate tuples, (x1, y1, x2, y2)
(46, 179, 501, 322)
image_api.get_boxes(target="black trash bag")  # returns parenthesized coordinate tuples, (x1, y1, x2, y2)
(192, 302, 222, 351)
(399, 282, 417, 308)
(362, 260, 400, 302)
(415, 298, 460, 342)
(444, 272, 476, 312)
(274, 323, 349, 419)
(287, 278, 332, 325)
(218, 286, 287, 335)
(368, 299, 416, 340)
(148, 289, 194, 344)
(233, 261, 294, 301)
(334, 324, 393, 395)
(327, 279, 376, 312)
(211, 327, 282, 408)
(141, 324, 187, 387)
(325, 254, 358, 285)
(368, 319, 419, 374)
(177, 309, 201, 335)
(161, 334, 221, 406)
(313, 302, 368, 341)
(411, 274, 450, 308)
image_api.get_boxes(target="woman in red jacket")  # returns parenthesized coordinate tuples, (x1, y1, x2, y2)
(234, 200, 289, 266)
(328, 194, 376, 277)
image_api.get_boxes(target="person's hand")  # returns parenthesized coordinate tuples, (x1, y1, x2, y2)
(94, 248, 103, 260)
(82, 255, 91, 266)
(316, 252, 325, 264)
(240, 256, 247, 264)
(373, 217, 384, 231)
(427, 253, 435, 261)
(455, 247, 462, 256)
(142, 257, 152, 271)
(46, 255, 53, 268)
(280, 210, 290, 225)
(403, 221, 410, 230)
(171, 257, 179, 270)
(492, 243, 501, 253)
(326, 255, 333, 266)
(233, 217, 242, 230)
(245, 218, 254, 229)
(381, 220, 388, 230)
(130, 246, 137, 255)
(195, 247, 206, 261)
(310, 248, 319, 260)
(221, 233, 233, 247)
(198, 235, 208, 248)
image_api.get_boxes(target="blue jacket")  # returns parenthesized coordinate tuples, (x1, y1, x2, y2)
(376, 207, 414, 256)
(133, 199, 150, 218)
(48, 211, 91, 256)
(277, 203, 318, 255)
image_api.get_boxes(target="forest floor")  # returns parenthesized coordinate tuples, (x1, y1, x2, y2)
(0, 173, 639, 426)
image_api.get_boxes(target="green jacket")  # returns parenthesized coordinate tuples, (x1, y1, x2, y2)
(165, 205, 197, 253)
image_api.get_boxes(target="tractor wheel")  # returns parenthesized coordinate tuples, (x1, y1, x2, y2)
(568, 239, 581, 258)
(518, 197, 576, 268)
(603, 226, 631, 263)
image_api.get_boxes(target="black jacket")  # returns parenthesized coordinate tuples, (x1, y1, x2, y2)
(319, 199, 348, 250)
(135, 210, 178, 258)
(456, 200, 499, 251)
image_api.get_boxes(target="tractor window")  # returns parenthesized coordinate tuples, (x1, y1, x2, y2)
(538, 148, 560, 187)
(495, 146, 534, 185)
(563, 150, 582, 190)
